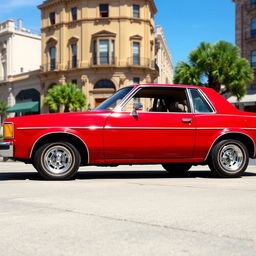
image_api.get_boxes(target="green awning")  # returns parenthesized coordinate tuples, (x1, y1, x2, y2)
(7, 102, 39, 113)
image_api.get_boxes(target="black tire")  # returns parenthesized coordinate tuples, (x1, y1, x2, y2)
(34, 141, 81, 180)
(208, 139, 249, 178)
(162, 163, 192, 176)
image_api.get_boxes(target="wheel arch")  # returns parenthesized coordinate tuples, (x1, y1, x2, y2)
(205, 132, 255, 161)
(30, 132, 89, 165)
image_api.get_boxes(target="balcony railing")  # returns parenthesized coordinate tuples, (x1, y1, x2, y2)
(41, 62, 60, 72)
(91, 57, 116, 66)
(127, 57, 157, 70)
(68, 59, 79, 69)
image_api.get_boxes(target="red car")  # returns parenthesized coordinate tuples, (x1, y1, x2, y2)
(0, 84, 255, 180)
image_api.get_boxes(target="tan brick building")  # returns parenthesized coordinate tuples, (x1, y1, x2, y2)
(38, 0, 159, 110)
(232, 0, 256, 111)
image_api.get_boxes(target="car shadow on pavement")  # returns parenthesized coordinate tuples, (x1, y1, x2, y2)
(76, 170, 256, 180)
(0, 170, 255, 181)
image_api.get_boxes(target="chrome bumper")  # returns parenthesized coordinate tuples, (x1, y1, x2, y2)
(0, 142, 13, 158)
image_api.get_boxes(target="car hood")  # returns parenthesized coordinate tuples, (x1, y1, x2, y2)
(4, 110, 112, 129)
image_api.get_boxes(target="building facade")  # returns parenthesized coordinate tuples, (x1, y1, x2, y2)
(154, 25, 173, 84)
(231, 0, 256, 111)
(38, 0, 159, 110)
(0, 19, 41, 117)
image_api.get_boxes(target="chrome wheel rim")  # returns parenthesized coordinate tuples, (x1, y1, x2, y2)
(44, 145, 73, 174)
(219, 144, 244, 172)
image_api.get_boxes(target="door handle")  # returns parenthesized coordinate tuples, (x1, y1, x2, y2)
(182, 118, 192, 123)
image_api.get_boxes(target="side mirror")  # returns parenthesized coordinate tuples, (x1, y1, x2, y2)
(131, 103, 143, 116)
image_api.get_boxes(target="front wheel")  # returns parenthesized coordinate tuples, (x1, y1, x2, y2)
(162, 163, 192, 176)
(208, 140, 249, 178)
(34, 141, 81, 180)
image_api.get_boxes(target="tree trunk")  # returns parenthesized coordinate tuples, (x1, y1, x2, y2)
(208, 74, 221, 92)
(59, 104, 65, 113)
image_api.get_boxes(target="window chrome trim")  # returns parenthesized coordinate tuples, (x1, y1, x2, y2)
(116, 85, 193, 114)
(114, 86, 142, 112)
(186, 88, 195, 113)
(196, 88, 216, 113)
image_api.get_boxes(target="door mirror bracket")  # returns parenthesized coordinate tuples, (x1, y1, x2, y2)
(131, 103, 143, 117)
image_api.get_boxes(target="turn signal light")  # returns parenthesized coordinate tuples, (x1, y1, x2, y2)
(3, 123, 14, 138)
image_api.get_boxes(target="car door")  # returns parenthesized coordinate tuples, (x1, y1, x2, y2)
(103, 86, 196, 162)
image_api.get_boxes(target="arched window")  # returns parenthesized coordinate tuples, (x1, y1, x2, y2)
(251, 18, 256, 38)
(94, 80, 115, 89)
(16, 89, 40, 103)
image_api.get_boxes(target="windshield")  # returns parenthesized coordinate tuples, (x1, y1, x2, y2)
(94, 86, 134, 110)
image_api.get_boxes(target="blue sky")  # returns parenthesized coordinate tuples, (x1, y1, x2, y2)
(0, 0, 235, 67)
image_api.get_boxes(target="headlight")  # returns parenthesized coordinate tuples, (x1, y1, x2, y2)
(3, 123, 14, 139)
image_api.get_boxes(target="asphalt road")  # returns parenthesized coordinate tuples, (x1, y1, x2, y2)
(0, 162, 256, 256)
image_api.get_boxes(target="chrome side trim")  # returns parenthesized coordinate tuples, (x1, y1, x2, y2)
(18, 126, 256, 131)
(29, 132, 90, 164)
(17, 126, 103, 130)
(104, 126, 197, 130)
(204, 132, 256, 161)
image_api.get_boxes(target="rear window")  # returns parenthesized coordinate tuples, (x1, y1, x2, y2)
(190, 89, 213, 113)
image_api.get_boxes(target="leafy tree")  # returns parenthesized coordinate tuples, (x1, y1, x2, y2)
(174, 41, 254, 100)
(44, 83, 86, 113)
(0, 100, 8, 125)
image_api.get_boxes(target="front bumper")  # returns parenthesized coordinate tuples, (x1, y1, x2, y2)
(0, 142, 13, 158)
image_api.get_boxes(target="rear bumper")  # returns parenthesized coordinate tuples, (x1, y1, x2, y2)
(0, 142, 13, 158)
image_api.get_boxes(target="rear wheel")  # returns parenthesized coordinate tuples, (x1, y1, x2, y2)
(162, 163, 192, 176)
(34, 141, 81, 180)
(208, 139, 249, 178)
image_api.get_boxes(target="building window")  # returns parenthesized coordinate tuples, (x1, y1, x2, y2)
(71, 7, 77, 21)
(251, 0, 256, 8)
(71, 44, 77, 68)
(251, 50, 256, 67)
(100, 4, 109, 17)
(133, 42, 140, 65)
(94, 80, 115, 89)
(93, 39, 115, 65)
(133, 77, 140, 84)
(100, 40, 109, 64)
(49, 12, 56, 25)
(133, 5, 140, 18)
(50, 47, 56, 70)
(71, 79, 77, 85)
(251, 18, 256, 38)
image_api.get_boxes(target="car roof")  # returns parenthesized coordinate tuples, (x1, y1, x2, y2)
(134, 84, 202, 89)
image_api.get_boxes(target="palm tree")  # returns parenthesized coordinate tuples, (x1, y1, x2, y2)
(0, 100, 8, 125)
(44, 83, 86, 113)
(174, 41, 254, 100)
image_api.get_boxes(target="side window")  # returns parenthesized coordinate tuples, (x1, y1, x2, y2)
(122, 87, 190, 113)
(190, 89, 213, 113)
